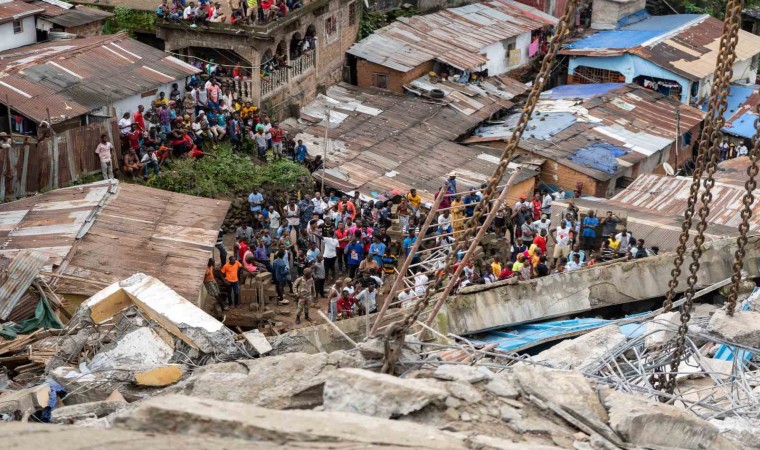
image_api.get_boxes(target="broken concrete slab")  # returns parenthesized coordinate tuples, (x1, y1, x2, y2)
(90, 327, 174, 373)
(465, 434, 564, 449)
(445, 380, 483, 403)
(80, 273, 238, 356)
(644, 311, 681, 349)
(711, 417, 760, 449)
(484, 374, 519, 399)
(707, 309, 760, 347)
(114, 394, 468, 449)
(322, 368, 447, 418)
(242, 330, 272, 355)
(604, 390, 740, 449)
(532, 325, 627, 371)
(134, 365, 185, 387)
(52, 400, 129, 424)
(433, 364, 493, 383)
(168, 352, 361, 409)
(441, 236, 760, 335)
(512, 365, 608, 423)
(0, 383, 51, 416)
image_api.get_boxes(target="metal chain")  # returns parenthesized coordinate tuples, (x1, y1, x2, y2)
(659, 0, 745, 395)
(381, 0, 580, 374)
(725, 103, 760, 313)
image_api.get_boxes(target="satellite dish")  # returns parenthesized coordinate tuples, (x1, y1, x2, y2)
(663, 162, 675, 176)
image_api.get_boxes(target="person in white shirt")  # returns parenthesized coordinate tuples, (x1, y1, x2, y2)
(566, 253, 583, 271)
(551, 221, 571, 265)
(414, 271, 428, 297)
(268, 205, 280, 236)
(615, 229, 633, 257)
(183, 3, 195, 19)
(118, 113, 132, 136)
(533, 214, 551, 236)
(737, 144, 749, 157)
(541, 190, 552, 216)
(94, 134, 114, 180)
(140, 148, 159, 177)
(311, 192, 326, 217)
(437, 210, 452, 234)
(397, 287, 417, 308)
(322, 235, 339, 280)
(355, 284, 377, 314)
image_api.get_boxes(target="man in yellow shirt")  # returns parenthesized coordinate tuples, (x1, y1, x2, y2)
(220, 256, 242, 310)
(490, 256, 502, 279)
(608, 235, 621, 253)
(407, 188, 422, 218)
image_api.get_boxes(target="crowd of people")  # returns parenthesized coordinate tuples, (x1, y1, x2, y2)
(157, 0, 304, 27)
(97, 75, 322, 181)
(202, 173, 662, 327)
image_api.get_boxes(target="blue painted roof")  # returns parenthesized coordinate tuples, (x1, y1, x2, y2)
(702, 84, 756, 121)
(723, 112, 758, 139)
(544, 83, 624, 99)
(568, 143, 628, 174)
(566, 13, 705, 50)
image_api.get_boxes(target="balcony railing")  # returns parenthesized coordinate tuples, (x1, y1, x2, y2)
(288, 50, 315, 80)
(261, 68, 288, 98)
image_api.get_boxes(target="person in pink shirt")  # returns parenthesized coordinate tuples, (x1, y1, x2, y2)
(207, 81, 221, 110)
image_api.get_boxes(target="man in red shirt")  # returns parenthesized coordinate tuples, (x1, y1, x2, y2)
(531, 192, 542, 220)
(334, 222, 350, 274)
(126, 123, 141, 150)
(533, 229, 547, 254)
(238, 238, 249, 261)
(336, 288, 356, 319)
(270, 122, 285, 160)
(133, 105, 146, 132)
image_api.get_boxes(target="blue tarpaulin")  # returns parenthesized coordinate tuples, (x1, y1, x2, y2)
(544, 83, 623, 99)
(702, 84, 756, 122)
(724, 112, 759, 139)
(568, 143, 628, 174)
(567, 13, 704, 49)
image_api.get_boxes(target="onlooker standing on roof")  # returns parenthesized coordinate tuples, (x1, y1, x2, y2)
(94, 134, 115, 180)
(600, 211, 620, 240)
(581, 210, 599, 250)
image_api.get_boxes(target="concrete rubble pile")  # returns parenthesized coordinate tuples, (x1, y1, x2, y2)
(3, 274, 760, 449)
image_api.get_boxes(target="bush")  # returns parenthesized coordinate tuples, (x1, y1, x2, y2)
(146, 144, 313, 198)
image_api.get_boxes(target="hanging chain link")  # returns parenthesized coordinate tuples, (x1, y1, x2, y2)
(725, 104, 760, 313)
(656, 0, 745, 395)
(381, 0, 580, 374)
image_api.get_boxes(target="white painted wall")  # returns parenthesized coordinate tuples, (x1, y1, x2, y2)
(0, 16, 37, 52)
(479, 31, 534, 76)
(731, 57, 757, 84)
(89, 79, 189, 124)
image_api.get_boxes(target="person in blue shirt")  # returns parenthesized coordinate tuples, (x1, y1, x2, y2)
(581, 210, 599, 251)
(463, 190, 478, 217)
(306, 241, 320, 263)
(368, 235, 386, 268)
(346, 238, 364, 279)
(402, 228, 419, 265)
(248, 189, 264, 225)
(294, 139, 308, 163)
(272, 250, 290, 305)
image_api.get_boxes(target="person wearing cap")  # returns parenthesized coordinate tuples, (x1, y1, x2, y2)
(293, 267, 315, 324)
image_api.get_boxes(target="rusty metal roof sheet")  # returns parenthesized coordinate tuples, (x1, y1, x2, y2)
(40, 6, 112, 27)
(0, 1, 44, 23)
(0, 180, 229, 301)
(296, 84, 536, 203)
(562, 14, 760, 82)
(0, 250, 48, 320)
(464, 83, 704, 181)
(0, 33, 199, 123)
(347, 0, 556, 72)
(57, 183, 230, 301)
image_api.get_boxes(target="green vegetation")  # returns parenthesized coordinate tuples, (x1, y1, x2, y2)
(681, 0, 760, 19)
(359, 7, 417, 39)
(146, 144, 313, 198)
(102, 6, 157, 34)
(68, 172, 103, 187)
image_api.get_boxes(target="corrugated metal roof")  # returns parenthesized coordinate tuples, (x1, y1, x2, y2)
(295, 84, 537, 203)
(463, 83, 705, 181)
(41, 6, 112, 27)
(347, 0, 557, 72)
(716, 84, 759, 139)
(404, 74, 525, 116)
(0, 33, 199, 123)
(0, 1, 44, 23)
(0, 180, 229, 301)
(0, 250, 48, 320)
(563, 14, 760, 82)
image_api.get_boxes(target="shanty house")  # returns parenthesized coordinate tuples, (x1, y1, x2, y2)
(463, 83, 705, 198)
(31, 0, 113, 37)
(561, 10, 760, 105)
(346, 0, 557, 93)
(0, 0, 44, 52)
(0, 32, 198, 134)
(294, 83, 539, 205)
